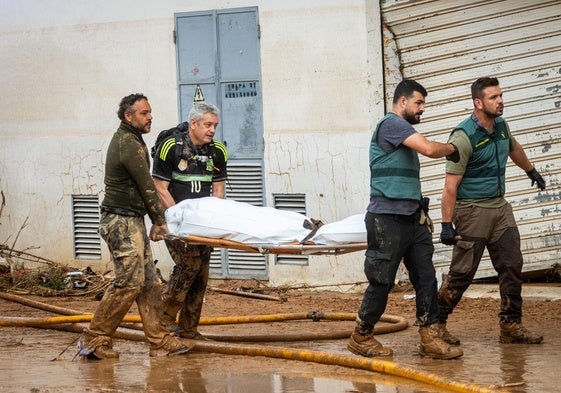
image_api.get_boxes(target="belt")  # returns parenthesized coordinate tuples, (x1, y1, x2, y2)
(100, 206, 142, 217)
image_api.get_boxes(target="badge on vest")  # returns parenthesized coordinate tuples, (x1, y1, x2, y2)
(178, 159, 188, 171)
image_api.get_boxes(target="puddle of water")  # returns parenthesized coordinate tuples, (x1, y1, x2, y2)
(0, 327, 559, 393)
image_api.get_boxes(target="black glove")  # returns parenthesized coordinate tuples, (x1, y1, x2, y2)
(420, 197, 430, 213)
(446, 143, 460, 163)
(526, 167, 545, 191)
(440, 222, 458, 245)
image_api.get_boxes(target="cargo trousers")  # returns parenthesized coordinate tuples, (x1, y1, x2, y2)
(438, 203, 524, 323)
(358, 211, 439, 328)
(161, 239, 211, 335)
(84, 213, 174, 351)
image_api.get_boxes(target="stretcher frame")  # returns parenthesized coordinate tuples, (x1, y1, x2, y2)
(165, 234, 367, 256)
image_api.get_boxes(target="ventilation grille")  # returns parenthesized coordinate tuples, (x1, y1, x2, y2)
(72, 195, 101, 260)
(210, 161, 267, 277)
(225, 161, 264, 205)
(273, 194, 308, 266)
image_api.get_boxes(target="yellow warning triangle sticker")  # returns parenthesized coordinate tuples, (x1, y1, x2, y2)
(193, 85, 205, 102)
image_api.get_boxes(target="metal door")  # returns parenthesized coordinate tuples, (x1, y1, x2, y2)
(175, 7, 267, 279)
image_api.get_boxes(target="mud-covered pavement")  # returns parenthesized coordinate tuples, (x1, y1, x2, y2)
(0, 283, 559, 393)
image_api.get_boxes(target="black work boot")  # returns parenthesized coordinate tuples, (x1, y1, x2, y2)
(419, 324, 463, 359)
(347, 318, 393, 357)
(499, 321, 543, 344)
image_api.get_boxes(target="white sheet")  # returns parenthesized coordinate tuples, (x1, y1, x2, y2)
(166, 197, 312, 244)
(310, 214, 367, 244)
(165, 197, 367, 246)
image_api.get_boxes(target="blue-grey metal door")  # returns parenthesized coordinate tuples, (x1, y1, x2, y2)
(175, 7, 267, 279)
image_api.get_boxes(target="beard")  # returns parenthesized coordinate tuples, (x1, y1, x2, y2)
(482, 106, 503, 118)
(404, 112, 421, 125)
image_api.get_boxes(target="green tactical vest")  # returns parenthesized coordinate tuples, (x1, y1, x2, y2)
(455, 116, 510, 199)
(369, 113, 421, 201)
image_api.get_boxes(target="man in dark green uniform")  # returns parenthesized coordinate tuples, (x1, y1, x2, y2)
(438, 77, 545, 346)
(348, 80, 463, 360)
(78, 94, 191, 359)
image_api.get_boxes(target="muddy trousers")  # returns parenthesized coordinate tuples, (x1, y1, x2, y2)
(162, 240, 211, 333)
(86, 213, 169, 347)
(358, 211, 439, 327)
(438, 204, 523, 324)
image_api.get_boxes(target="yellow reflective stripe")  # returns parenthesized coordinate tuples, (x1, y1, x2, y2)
(159, 138, 176, 161)
(475, 138, 490, 148)
(213, 140, 228, 161)
(172, 173, 212, 182)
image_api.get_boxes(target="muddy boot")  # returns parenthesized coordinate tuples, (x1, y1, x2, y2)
(149, 335, 194, 357)
(77, 331, 120, 360)
(161, 311, 179, 331)
(419, 324, 463, 359)
(439, 323, 460, 346)
(173, 328, 208, 340)
(499, 321, 543, 344)
(347, 318, 393, 357)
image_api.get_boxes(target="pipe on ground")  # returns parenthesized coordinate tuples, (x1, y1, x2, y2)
(30, 322, 498, 393)
(0, 293, 499, 393)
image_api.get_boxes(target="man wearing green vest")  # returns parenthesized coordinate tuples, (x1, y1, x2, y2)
(438, 77, 545, 346)
(348, 80, 463, 360)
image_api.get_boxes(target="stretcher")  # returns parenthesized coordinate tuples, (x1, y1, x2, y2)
(164, 197, 368, 255)
(164, 234, 367, 256)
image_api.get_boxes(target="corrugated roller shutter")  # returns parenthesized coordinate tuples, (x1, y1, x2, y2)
(381, 0, 561, 277)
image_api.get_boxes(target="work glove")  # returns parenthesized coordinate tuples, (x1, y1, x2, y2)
(440, 222, 459, 245)
(526, 167, 546, 191)
(446, 143, 460, 163)
(419, 197, 434, 233)
(419, 210, 434, 233)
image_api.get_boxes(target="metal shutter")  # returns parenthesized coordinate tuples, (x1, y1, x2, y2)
(381, 0, 561, 277)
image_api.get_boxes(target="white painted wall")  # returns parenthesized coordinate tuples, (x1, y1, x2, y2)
(0, 0, 384, 287)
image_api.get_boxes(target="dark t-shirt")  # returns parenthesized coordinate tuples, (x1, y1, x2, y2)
(152, 134, 227, 202)
(367, 114, 420, 215)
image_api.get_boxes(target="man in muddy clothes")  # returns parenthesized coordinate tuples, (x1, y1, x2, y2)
(438, 77, 545, 346)
(78, 94, 192, 359)
(348, 79, 463, 360)
(152, 101, 228, 339)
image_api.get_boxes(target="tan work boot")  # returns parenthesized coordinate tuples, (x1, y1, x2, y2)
(419, 324, 463, 359)
(149, 335, 194, 357)
(176, 329, 208, 341)
(439, 323, 460, 346)
(347, 318, 393, 357)
(161, 312, 179, 331)
(499, 322, 543, 344)
(77, 332, 120, 360)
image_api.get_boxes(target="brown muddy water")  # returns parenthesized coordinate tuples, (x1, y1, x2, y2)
(1, 288, 559, 393)
(0, 325, 559, 393)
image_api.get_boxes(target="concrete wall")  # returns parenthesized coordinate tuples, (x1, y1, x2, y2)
(0, 0, 384, 286)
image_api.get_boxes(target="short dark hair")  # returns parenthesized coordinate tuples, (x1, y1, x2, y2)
(392, 79, 427, 104)
(117, 93, 148, 121)
(471, 77, 499, 100)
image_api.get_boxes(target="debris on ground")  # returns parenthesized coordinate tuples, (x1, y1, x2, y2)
(0, 245, 110, 296)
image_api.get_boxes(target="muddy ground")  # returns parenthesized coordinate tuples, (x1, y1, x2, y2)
(0, 281, 559, 393)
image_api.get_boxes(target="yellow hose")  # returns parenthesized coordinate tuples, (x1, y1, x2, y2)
(28, 323, 499, 393)
(0, 293, 501, 393)
(0, 312, 407, 342)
